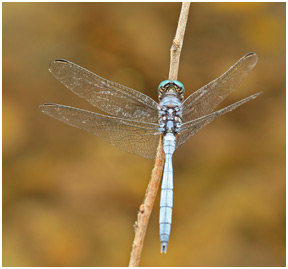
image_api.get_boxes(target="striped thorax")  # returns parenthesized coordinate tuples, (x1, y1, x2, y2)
(158, 80, 184, 134)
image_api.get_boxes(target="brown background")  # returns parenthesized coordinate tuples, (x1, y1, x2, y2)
(3, 2, 285, 267)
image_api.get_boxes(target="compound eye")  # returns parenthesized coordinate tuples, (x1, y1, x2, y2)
(172, 80, 185, 94)
(158, 80, 171, 94)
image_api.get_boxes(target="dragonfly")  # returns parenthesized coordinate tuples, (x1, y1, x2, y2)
(40, 52, 261, 253)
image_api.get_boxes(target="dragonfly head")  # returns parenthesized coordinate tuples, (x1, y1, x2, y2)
(158, 80, 185, 100)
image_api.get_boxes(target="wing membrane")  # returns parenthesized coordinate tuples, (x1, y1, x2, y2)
(177, 92, 261, 149)
(40, 104, 160, 159)
(182, 53, 258, 122)
(49, 60, 159, 122)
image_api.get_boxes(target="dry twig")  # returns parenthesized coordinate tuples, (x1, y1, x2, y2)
(128, 3, 190, 266)
(169, 2, 191, 81)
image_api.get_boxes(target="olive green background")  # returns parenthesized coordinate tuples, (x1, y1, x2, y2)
(3, 2, 285, 267)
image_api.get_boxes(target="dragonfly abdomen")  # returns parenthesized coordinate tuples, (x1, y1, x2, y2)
(159, 133, 176, 253)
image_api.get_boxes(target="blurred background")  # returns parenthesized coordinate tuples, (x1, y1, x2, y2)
(3, 2, 285, 267)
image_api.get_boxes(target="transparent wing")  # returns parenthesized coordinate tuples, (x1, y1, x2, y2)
(177, 92, 261, 149)
(182, 53, 258, 122)
(49, 60, 159, 122)
(40, 104, 160, 159)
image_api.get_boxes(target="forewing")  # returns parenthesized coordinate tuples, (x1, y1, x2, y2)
(40, 104, 160, 159)
(177, 92, 261, 149)
(182, 53, 258, 122)
(49, 60, 159, 122)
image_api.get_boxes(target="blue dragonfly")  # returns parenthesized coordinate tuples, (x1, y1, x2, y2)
(40, 52, 260, 253)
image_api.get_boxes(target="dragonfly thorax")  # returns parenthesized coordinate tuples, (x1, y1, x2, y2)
(158, 96, 183, 134)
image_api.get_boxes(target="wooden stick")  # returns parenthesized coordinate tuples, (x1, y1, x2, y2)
(128, 3, 190, 266)
(169, 2, 191, 81)
(128, 137, 164, 267)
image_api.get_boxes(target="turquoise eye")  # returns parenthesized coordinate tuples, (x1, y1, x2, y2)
(158, 80, 185, 96)
(158, 80, 171, 93)
(172, 80, 185, 94)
